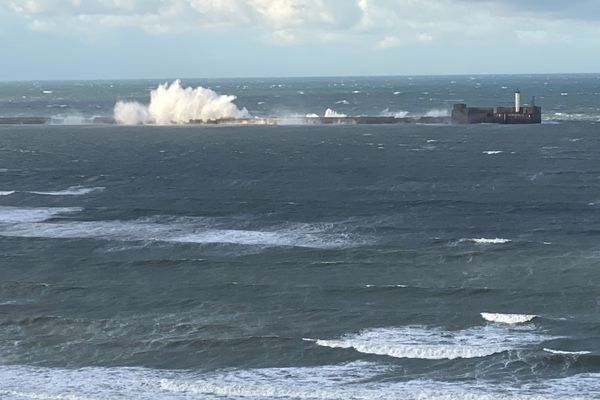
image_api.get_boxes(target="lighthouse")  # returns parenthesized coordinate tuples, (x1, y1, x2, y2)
(515, 90, 521, 113)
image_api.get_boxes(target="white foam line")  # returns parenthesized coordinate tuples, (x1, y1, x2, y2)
(0, 212, 361, 249)
(308, 325, 553, 360)
(1, 364, 600, 400)
(460, 238, 511, 245)
(28, 186, 105, 196)
(543, 348, 591, 355)
(0, 206, 82, 224)
(481, 313, 537, 324)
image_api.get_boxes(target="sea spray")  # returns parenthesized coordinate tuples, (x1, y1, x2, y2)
(324, 108, 347, 117)
(114, 80, 249, 125)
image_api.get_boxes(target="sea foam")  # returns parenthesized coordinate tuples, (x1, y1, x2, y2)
(2, 362, 597, 400)
(0, 206, 82, 224)
(460, 238, 512, 245)
(0, 210, 363, 249)
(29, 186, 105, 196)
(543, 348, 591, 355)
(307, 325, 552, 360)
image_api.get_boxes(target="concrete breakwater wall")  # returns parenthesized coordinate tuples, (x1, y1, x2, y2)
(0, 116, 452, 125)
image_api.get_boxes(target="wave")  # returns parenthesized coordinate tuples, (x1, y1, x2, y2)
(483, 151, 503, 155)
(460, 238, 512, 245)
(2, 363, 598, 400)
(307, 325, 553, 360)
(424, 109, 450, 117)
(114, 80, 249, 125)
(0, 191, 15, 196)
(0, 209, 363, 249)
(381, 108, 409, 118)
(543, 348, 591, 355)
(481, 313, 537, 324)
(545, 112, 600, 122)
(0, 206, 82, 224)
(324, 108, 347, 118)
(28, 186, 105, 196)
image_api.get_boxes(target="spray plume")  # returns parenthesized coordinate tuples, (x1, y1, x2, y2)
(114, 80, 249, 125)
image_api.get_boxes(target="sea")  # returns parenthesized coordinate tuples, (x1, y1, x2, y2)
(0, 74, 600, 399)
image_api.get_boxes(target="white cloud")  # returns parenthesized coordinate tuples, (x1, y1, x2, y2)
(515, 29, 547, 43)
(29, 18, 50, 31)
(416, 32, 434, 42)
(3, 0, 597, 49)
(377, 35, 402, 49)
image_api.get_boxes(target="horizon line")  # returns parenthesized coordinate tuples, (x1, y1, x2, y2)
(1, 72, 599, 83)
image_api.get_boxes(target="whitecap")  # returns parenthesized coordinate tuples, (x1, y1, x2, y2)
(28, 186, 105, 196)
(0, 213, 364, 249)
(1, 363, 599, 400)
(483, 151, 503, 155)
(460, 238, 511, 245)
(335, 100, 350, 105)
(481, 313, 537, 324)
(0, 206, 82, 224)
(307, 325, 552, 360)
(543, 348, 591, 355)
(0, 191, 15, 196)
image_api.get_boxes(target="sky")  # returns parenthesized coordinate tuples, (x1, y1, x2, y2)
(1, 0, 599, 80)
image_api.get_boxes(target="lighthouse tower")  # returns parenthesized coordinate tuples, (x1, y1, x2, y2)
(515, 90, 521, 113)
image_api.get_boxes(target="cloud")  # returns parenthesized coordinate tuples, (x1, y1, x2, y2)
(416, 32, 434, 42)
(376, 35, 402, 49)
(515, 29, 547, 43)
(3, 0, 599, 49)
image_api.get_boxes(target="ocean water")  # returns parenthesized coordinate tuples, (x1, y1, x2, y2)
(0, 75, 600, 399)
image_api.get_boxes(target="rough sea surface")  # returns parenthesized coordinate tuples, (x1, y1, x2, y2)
(0, 75, 600, 399)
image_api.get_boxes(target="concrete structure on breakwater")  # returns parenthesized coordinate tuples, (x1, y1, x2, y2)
(451, 90, 542, 124)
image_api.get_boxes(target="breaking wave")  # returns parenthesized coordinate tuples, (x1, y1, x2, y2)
(547, 112, 600, 122)
(0, 206, 82, 224)
(460, 238, 512, 245)
(307, 325, 553, 360)
(543, 348, 591, 355)
(481, 313, 537, 324)
(424, 109, 450, 117)
(1, 363, 600, 400)
(114, 80, 250, 125)
(381, 108, 409, 118)
(0, 207, 363, 249)
(28, 186, 105, 196)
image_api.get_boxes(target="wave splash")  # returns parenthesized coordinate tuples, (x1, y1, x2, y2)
(114, 80, 250, 125)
